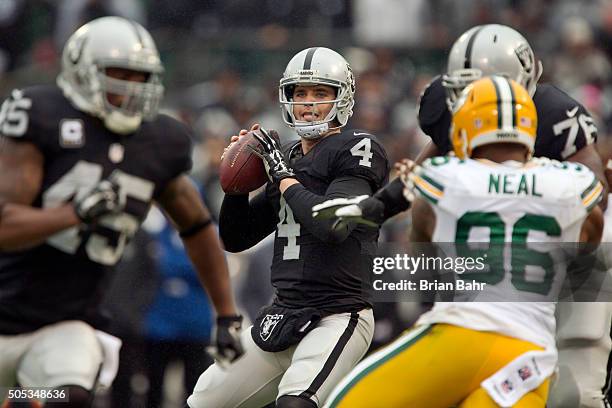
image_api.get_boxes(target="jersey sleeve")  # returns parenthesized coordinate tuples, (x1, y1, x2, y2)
(573, 164, 604, 213)
(157, 115, 194, 180)
(411, 156, 454, 205)
(536, 86, 598, 160)
(333, 134, 390, 190)
(0, 88, 48, 151)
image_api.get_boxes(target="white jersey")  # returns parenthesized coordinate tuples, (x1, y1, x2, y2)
(414, 156, 603, 348)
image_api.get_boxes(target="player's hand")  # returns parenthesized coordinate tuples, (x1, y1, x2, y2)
(249, 127, 296, 184)
(207, 315, 244, 369)
(395, 159, 417, 202)
(73, 179, 124, 223)
(312, 195, 382, 228)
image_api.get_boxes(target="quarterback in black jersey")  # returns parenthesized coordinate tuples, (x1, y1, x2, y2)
(187, 47, 389, 408)
(0, 17, 242, 406)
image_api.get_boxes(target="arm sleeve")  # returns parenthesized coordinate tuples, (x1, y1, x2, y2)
(373, 176, 412, 220)
(574, 166, 604, 213)
(283, 176, 374, 244)
(218, 191, 278, 252)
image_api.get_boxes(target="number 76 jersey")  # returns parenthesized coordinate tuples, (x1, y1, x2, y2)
(0, 85, 193, 334)
(413, 156, 603, 348)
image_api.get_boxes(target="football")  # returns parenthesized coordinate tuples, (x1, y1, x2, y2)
(219, 130, 268, 194)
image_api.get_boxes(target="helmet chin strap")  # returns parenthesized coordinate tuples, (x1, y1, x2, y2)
(104, 110, 142, 135)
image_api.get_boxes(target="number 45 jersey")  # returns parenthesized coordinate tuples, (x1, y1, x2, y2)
(413, 156, 603, 348)
(0, 85, 193, 334)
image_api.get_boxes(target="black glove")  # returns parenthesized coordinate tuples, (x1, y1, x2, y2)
(207, 315, 244, 368)
(73, 179, 123, 223)
(249, 128, 296, 184)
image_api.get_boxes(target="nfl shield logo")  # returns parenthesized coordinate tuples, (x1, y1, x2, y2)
(260, 314, 284, 341)
(520, 117, 532, 128)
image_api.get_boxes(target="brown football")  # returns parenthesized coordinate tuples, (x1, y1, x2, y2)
(219, 130, 267, 194)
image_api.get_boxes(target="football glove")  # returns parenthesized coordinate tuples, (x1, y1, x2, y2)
(206, 315, 244, 369)
(249, 128, 296, 184)
(312, 160, 419, 227)
(74, 179, 124, 223)
(312, 195, 381, 227)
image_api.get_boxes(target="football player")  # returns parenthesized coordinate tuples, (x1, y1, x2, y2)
(323, 24, 612, 408)
(318, 76, 604, 408)
(186, 47, 390, 408)
(0, 17, 242, 407)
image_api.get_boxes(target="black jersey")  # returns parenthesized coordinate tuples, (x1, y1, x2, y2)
(418, 77, 598, 160)
(0, 85, 192, 334)
(265, 129, 389, 313)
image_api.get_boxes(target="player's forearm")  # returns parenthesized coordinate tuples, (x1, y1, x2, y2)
(415, 140, 440, 164)
(219, 193, 276, 252)
(373, 177, 412, 220)
(0, 203, 80, 251)
(182, 224, 238, 316)
(283, 177, 373, 243)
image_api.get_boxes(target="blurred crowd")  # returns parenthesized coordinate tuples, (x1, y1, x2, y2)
(2, 0, 612, 406)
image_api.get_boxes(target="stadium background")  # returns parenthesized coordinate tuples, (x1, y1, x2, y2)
(2, 0, 611, 406)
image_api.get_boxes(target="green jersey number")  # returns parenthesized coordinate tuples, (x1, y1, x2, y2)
(455, 211, 561, 294)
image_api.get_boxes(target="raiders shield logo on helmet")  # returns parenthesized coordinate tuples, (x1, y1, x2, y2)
(260, 313, 284, 341)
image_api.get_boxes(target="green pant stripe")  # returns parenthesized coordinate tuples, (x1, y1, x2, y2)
(327, 325, 432, 407)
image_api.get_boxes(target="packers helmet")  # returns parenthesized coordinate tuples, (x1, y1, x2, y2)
(450, 76, 537, 159)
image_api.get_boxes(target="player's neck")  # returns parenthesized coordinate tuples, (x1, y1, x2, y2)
(471, 144, 528, 164)
(301, 128, 340, 154)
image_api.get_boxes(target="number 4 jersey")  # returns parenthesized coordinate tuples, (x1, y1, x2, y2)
(266, 129, 389, 313)
(0, 85, 193, 334)
(413, 156, 603, 348)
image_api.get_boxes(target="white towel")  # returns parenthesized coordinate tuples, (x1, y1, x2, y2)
(481, 348, 557, 407)
(94, 330, 123, 388)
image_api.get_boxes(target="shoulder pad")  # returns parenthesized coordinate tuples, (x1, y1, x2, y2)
(145, 114, 194, 178)
(411, 156, 461, 204)
(534, 84, 597, 160)
(417, 77, 446, 127)
(330, 130, 390, 189)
